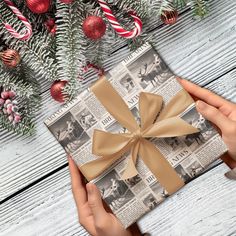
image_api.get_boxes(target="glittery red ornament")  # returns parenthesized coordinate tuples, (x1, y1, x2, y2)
(0, 49, 21, 68)
(60, 0, 73, 3)
(26, 0, 50, 14)
(161, 10, 178, 25)
(82, 16, 106, 40)
(50, 80, 68, 103)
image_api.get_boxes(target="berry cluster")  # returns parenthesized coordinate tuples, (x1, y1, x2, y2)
(45, 18, 56, 35)
(0, 90, 21, 125)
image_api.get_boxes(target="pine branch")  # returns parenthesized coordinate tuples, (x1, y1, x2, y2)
(0, 62, 41, 135)
(56, 0, 86, 100)
(192, 0, 208, 18)
(0, 1, 56, 82)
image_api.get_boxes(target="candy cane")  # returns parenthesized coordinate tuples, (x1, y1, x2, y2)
(2, 0, 32, 40)
(97, 0, 142, 39)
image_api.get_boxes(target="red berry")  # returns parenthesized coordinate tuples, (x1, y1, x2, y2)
(8, 91, 16, 98)
(14, 115, 21, 123)
(1, 91, 10, 99)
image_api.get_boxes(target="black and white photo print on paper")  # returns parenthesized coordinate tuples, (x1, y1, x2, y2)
(127, 48, 172, 90)
(106, 106, 140, 134)
(142, 193, 159, 210)
(181, 106, 217, 151)
(185, 161, 203, 178)
(164, 137, 185, 151)
(96, 170, 135, 212)
(150, 182, 169, 201)
(175, 164, 191, 183)
(124, 175, 142, 188)
(75, 108, 97, 130)
(48, 112, 90, 153)
(118, 74, 136, 93)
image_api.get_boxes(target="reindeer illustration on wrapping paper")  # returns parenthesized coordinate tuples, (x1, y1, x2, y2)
(185, 114, 213, 145)
(138, 54, 167, 87)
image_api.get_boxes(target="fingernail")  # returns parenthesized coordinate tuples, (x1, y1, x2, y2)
(87, 183, 94, 194)
(225, 168, 236, 180)
(196, 100, 206, 110)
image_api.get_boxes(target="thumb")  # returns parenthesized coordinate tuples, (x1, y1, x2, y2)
(196, 100, 233, 133)
(87, 183, 107, 223)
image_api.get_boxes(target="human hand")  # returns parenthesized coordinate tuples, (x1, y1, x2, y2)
(68, 156, 142, 236)
(178, 78, 236, 166)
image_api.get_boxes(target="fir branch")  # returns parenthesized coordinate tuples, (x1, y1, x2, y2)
(56, 0, 86, 99)
(0, 62, 41, 135)
(192, 0, 208, 18)
(0, 1, 56, 82)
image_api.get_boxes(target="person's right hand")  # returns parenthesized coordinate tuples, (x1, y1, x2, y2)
(178, 79, 236, 166)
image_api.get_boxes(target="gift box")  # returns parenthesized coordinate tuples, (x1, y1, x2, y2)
(45, 43, 227, 228)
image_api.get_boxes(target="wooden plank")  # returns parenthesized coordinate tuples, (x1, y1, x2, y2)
(138, 163, 236, 236)
(0, 167, 88, 236)
(1, 163, 235, 236)
(0, 0, 236, 201)
(205, 69, 236, 103)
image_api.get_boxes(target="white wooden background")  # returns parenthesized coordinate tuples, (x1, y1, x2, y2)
(1, 0, 236, 235)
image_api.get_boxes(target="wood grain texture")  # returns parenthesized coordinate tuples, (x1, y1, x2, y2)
(138, 163, 236, 236)
(0, 0, 236, 201)
(1, 164, 235, 236)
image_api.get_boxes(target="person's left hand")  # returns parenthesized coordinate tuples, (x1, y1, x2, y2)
(68, 156, 142, 236)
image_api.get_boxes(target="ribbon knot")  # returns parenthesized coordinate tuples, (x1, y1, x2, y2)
(80, 78, 199, 194)
(132, 129, 142, 140)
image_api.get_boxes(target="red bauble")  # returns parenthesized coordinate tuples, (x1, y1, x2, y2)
(50, 80, 68, 103)
(26, 0, 50, 14)
(60, 0, 73, 3)
(0, 49, 21, 68)
(161, 10, 178, 25)
(82, 16, 106, 40)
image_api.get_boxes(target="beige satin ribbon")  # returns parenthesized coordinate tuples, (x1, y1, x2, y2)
(80, 78, 199, 194)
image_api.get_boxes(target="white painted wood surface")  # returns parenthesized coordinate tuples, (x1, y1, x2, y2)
(0, 0, 236, 202)
(0, 164, 235, 236)
(0, 0, 236, 235)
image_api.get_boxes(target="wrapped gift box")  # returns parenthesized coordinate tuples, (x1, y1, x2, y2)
(45, 43, 227, 228)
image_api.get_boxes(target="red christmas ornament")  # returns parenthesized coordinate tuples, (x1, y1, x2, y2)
(50, 80, 68, 103)
(26, 0, 50, 14)
(82, 16, 106, 40)
(60, 0, 73, 3)
(0, 49, 21, 68)
(161, 10, 178, 25)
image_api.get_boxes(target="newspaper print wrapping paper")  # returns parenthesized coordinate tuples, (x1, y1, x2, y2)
(45, 43, 227, 228)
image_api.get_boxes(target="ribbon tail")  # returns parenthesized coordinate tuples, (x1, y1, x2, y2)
(139, 139, 185, 195)
(121, 142, 140, 180)
(157, 89, 194, 121)
(80, 154, 121, 181)
(144, 117, 199, 138)
(92, 129, 131, 156)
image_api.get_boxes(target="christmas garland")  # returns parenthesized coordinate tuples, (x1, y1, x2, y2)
(0, 0, 210, 135)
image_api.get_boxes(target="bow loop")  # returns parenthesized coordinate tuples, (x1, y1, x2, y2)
(139, 92, 163, 130)
(92, 129, 132, 156)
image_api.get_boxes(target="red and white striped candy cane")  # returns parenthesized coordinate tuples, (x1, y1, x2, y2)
(97, 0, 142, 39)
(2, 0, 32, 40)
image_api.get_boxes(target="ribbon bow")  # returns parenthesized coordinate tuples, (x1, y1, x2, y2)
(80, 78, 199, 194)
